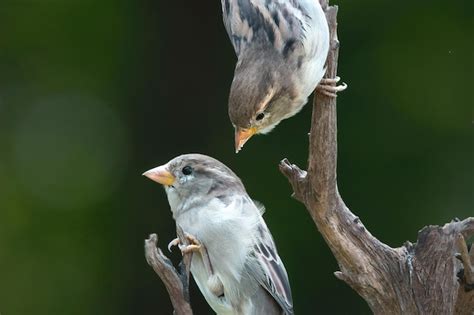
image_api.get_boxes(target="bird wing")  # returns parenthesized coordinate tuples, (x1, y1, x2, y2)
(221, 0, 312, 56)
(246, 221, 294, 314)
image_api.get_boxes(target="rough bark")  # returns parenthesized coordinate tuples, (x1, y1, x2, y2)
(279, 0, 474, 314)
(144, 226, 193, 315)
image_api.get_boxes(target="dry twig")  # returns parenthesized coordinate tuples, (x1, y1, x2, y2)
(144, 226, 193, 315)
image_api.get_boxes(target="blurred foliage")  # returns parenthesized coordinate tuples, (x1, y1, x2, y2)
(0, 0, 472, 314)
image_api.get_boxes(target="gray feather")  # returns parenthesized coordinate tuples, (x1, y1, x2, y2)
(246, 221, 294, 314)
(221, 0, 309, 56)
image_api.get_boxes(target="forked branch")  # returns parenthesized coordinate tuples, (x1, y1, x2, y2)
(279, 0, 474, 314)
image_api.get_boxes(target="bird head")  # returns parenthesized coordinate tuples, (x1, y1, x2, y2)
(228, 52, 294, 153)
(143, 154, 245, 214)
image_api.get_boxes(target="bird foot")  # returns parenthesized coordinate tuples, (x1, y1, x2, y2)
(180, 243, 202, 255)
(167, 237, 180, 252)
(316, 76, 347, 98)
(169, 233, 215, 278)
(168, 233, 203, 255)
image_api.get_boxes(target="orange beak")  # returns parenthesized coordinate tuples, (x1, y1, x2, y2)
(142, 164, 175, 186)
(235, 127, 257, 153)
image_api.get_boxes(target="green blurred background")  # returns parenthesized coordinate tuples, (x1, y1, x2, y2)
(0, 0, 472, 314)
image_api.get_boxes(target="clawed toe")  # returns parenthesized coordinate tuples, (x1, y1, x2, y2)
(320, 76, 341, 85)
(170, 231, 214, 280)
(167, 237, 180, 252)
(170, 233, 203, 255)
(180, 244, 202, 255)
(184, 233, 201, 245)
(317, 76, 347, 98)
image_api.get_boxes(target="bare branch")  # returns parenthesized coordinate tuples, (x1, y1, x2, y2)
(279, 1, 474, 314)
(144, 232, 193, 315)
(307, 5, 339, 208)
(278, 158, 309, 204)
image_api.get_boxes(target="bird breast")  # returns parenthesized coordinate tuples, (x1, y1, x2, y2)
(175, 197, 261, 308)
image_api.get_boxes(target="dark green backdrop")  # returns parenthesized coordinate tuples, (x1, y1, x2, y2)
(0, 0, 472, 314)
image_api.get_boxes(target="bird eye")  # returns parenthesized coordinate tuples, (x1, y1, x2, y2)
(256, 113, 265, 121)
(182, 166, 193, 175)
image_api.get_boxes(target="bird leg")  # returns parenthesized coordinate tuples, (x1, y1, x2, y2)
(316, 76, 347, 98)
(169, 233, 224, 297)
(179, 233, 203, 255)
(168, 233, 214, 277)
(168, 234, 204, 255)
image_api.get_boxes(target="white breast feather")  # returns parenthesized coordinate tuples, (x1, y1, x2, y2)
(175, 196, 261, 312)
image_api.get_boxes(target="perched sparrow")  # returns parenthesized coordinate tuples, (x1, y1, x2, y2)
(143, 154, 293, 315)
(221, 0, 346, 152)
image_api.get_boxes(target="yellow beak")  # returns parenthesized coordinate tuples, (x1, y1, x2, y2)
(235, 127, 257, 153)
(142, 164, 175, 186)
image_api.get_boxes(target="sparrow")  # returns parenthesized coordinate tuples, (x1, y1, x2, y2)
(143, 154, 293, 315)
(221, 0, 346, 152)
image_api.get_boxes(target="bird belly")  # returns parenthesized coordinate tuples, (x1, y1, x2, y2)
(297, 0, 330, 99)
(190, 257, 235, 314)
(176, 201, 261, 314)
(299, 55, 327, 99)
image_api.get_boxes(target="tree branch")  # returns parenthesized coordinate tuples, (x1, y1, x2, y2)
(144, 226, 193, 315)
(456, 232, 474, 286)
(279, 0, 474, 314)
